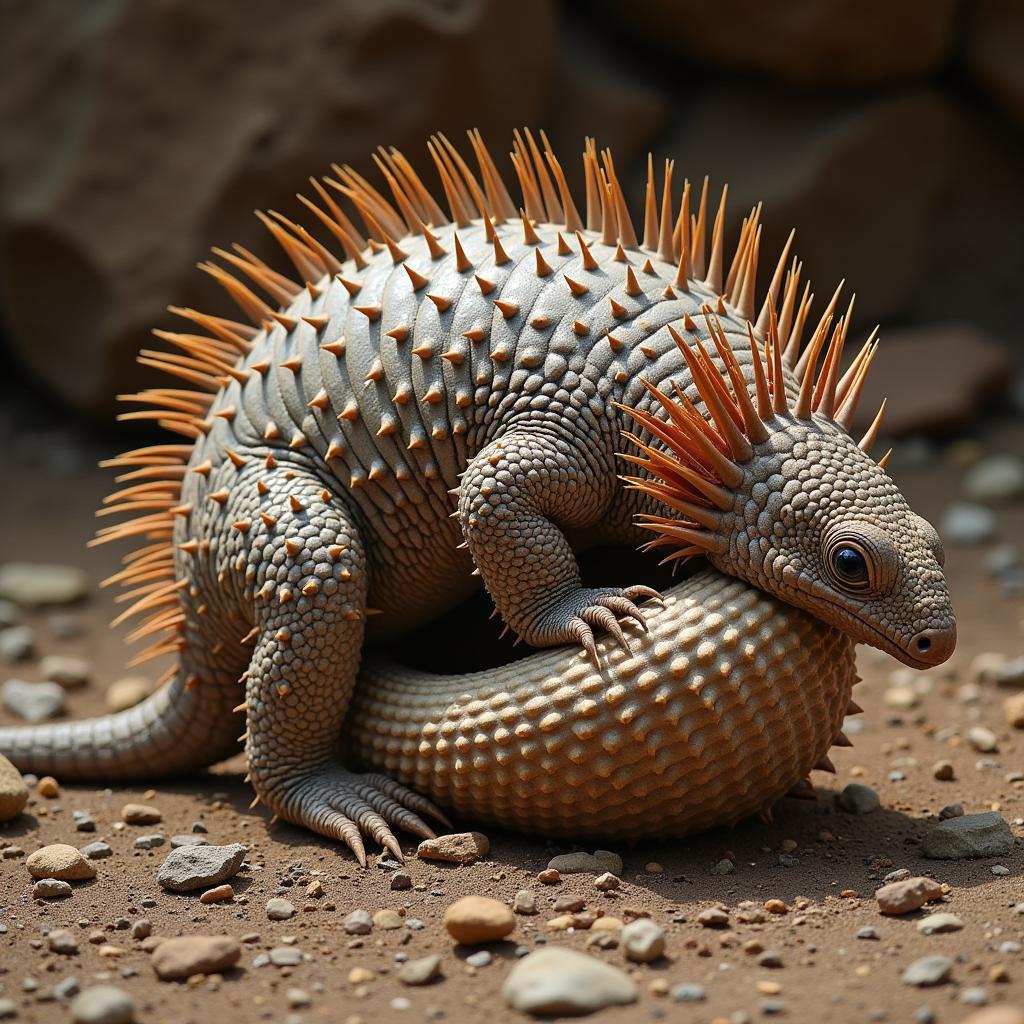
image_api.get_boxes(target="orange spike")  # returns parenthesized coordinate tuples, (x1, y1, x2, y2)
(704, 184, 728, 293)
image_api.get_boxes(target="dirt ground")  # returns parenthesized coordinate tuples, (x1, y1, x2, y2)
(1, 403, 1023, 1024)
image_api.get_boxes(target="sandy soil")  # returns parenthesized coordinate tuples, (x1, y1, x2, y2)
(1, 408, 1023, 1024)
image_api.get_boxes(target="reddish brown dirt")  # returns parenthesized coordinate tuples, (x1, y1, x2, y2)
(1, 415, 1023, 1024)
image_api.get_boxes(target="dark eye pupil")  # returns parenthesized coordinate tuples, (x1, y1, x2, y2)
(834, 547, 866, 580)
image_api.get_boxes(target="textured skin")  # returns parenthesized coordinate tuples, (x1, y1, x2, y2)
(349, 571, 856, 839)
(0, 152, 956, 859)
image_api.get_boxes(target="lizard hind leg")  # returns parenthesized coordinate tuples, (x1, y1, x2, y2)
(241, 468, 446, 864)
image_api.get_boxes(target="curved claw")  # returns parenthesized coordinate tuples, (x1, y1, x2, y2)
(622, 584, 664, 605)
(583, 605, 631, 653)
(568, 616, 599, 666)
(595, 594, 650, 634)
(362, 772, 453, 832)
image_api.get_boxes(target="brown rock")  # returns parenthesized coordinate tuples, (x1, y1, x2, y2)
(959, 1009, 1024, 1024)
(1004, 692, 1024, 729)
(151, 934, 240, 981)
(122, 802, 162, 825)
(875, 876, 944, 915)
(602, 0, 956, 85)
(443, 896, 515, 945)
(417, 831, 490, 865)
(0, 0, 555, 414)
(105, 678, 151, 713)
(26, 843, 96, 881)
(199, 884, 234, 904)
(0, 752, 28, 822)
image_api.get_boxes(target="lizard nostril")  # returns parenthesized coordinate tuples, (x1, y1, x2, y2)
(916, 636, 931, 653)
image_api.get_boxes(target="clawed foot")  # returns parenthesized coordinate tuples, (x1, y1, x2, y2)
(258, 767, 452, 866)
(527, 585, 663, 663)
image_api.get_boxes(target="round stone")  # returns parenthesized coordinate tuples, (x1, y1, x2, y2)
(26, 844, 96, 881)
(443, 896, 515, 945)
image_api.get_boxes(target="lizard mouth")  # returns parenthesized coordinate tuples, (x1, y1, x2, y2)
(816, 594, 952, 670)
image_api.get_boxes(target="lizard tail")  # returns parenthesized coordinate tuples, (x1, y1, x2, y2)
(0, 670, 240, 780)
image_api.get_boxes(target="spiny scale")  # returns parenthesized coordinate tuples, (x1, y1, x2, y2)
(94, 128, 886, 666)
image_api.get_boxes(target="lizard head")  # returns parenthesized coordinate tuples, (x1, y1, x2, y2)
(620, 309, 955, 670)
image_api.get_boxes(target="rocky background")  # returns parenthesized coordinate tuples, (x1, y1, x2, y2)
(0, 0, 1022, 427)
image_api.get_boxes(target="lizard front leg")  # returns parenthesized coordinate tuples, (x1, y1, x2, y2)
(458, 428, 658, 659)
(241, 466, 447, 863)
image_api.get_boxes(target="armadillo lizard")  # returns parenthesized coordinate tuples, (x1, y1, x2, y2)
(0, 130, 955, 861)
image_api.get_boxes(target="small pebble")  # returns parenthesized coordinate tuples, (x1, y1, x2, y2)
(47, 929, 80, 954)
(922, 812, 1013, 859)
(417, 831, 490, 865)
(151, 934, 241, 981)
(932, 761, 955, 781)
(902, 956, 953, 987)
(157, 843, 246, 892)
(513, 890, 537, 915)
(837, 783, 880, 815)
(917, 912, 963, 934)
(344, 909, 373, 935)
(26, 844, 96, 881)
(266, 897, 296, 921)
(33, 878, 74, 899)
(69, 985, 134, 1024)
(697, 907, 729, 928)
(0, 752, 29, 822)
(466, 950, 492, 968)
(105, 678, 151, 713)
(121, 803, 162, 825)
(875, 877, 944, 915)
(200, 884, 234, 904)
(0, 626, 35, 663)
(967, 726, 998, 753)
(443, 896, 514, 945)
(621, 919, 665, 963)
(398, 954, 441, 986)
(671, 983, 707, 1003)
(2, 677, 64, 721)
(502, 947, 636, 1014)
(39, 654, 91, 690)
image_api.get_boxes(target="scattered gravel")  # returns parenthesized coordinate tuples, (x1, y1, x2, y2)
(398, 954, 441, 986)
(157, 843, 246, 892)
(917, 912, 964, 934)
(0, 562, 89, 606)
(902, 956, 954, 987)
(417, 831, 490, 864)
(265, 897, 296, 921)
(69, 985, 134, 1024)
(151, 934, 241, 981)
(39, 654, 91, 690)
(963, 453, 1024, 502)
(875, 877, 944, 915)
(26, 843, 96, 880)
(122, 802, 162, 825)
(33, 878, 73, 899)
(443, 896, 515, 945)
(503, 947, 636, 1014)
(621, 918, 665, 962)
(922, 812, 1014, 859)
(2, 677, 65, 721)
(0, 626, 35, 662)
(837, 783, 880, 814)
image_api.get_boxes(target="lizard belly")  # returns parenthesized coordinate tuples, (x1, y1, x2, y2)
(347, 569, 856, 840)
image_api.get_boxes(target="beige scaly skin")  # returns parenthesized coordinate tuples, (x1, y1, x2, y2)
(0, 131, 955, 862)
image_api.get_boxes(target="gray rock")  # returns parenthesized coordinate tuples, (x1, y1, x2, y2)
(922, 812, 1014, 859)
(70, 985, 134, 1024)
(837, 782, 880, 814)
(917, 912, 963, 934)
(266, 897, 296, 921)
(156, 843, 246, 892)
(398, 953, 442, 985)
(967, 726, 998, 753)
(503, 947, 637, 1014)
(621, 918, 665, 963)
(959, 987, 988, 1006)
(72, 810, 96, 832)
(0, 600, 18, 628)
(941, 502, 996, 545)
(344, 909, 372, 935)
(902, 956, 953, 987)
(81, 842, 113, 860)
(0, 1000, 13, 1020)
(0, 626, 34, 662)
(33, 878, 73, 899)
(546, 851, 601, 874)
(39, 655, 92, 690)
(0, 563, 89, 606)
(133, 833, 165, 850)
(269, 946, 302, 967)
(2, 678, 65, 721)
(47, 928, 80, 954)
(466, 950, 492, 967)
(54, 976, 81, 1001)
(169, 834, 209, 848)
(671, 983, 707, 1003)
(963, 454, 1024, 502)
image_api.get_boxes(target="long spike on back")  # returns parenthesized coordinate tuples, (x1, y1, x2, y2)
(812, 318, 848, 418)
(768, 304, 790, 416)
(858, 399, 887, 453)
(755, 229, 795, 335)
(583, 138, 601, 232)
(690, 176, 709, 280)
(523, 128, 562, 223)
(746, 323, 773, 421)
(601, 148, 638, 248)
(796, 279, 843, 380)
(836, 338, 880, 430)
(793, 313, 834, 419)
(657, 160, 675, 264)
(736, 223, 761, 323)
(835, 328, 879, 409)
(642, 154, 658, 251)
(707, 315, 770, 444)
(704, 184, 728, 294)
(541, 132, 583, 233)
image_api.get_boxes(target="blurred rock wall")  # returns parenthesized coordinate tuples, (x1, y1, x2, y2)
(0, 0, 1020, 416)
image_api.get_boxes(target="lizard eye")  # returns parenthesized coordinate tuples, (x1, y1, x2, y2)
(831, 546, 869, 588)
